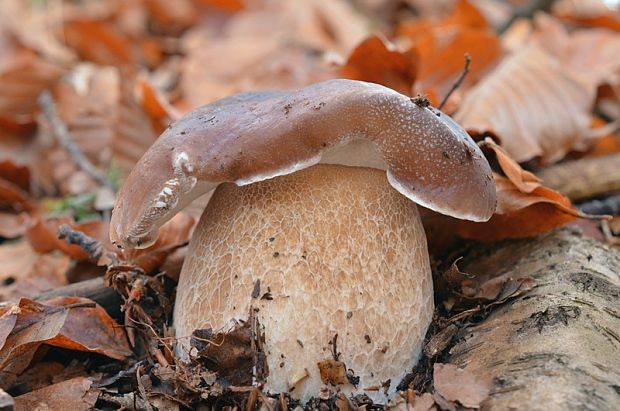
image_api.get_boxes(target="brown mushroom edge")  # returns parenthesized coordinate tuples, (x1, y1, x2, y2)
(110, 79, 496, 250)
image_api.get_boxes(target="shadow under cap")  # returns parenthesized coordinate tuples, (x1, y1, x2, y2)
(110, 79, 496, 249)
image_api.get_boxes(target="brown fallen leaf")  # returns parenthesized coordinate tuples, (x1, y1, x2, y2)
(0, 240, 69, 301)
(121, 212, 196, 273)
(553, 0, 620, 31)
(0, 297, 131, 387)
(14, 376, 99, 411)
(457, 140, 585, 240)
(341, 34, 418, 95)
(456, 44, 594, 164)
(54, 64, 120, 167)
(0, 212, 26, 238)
(0, 50, 66, 133)
(532, 13, 620, 92)
(112, 76, 162, 173)
(317, 359, 348, 386)
(397, 0, 489, 41)
(433, 363, 490, 408)
(62, 20, 135, 67)
(180, 0, 366, 108)
(190, 323, 256, 386)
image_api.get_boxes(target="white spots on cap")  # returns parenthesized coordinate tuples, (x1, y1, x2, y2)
(174, 151, 194, 173)
(155, 201, 168, 208)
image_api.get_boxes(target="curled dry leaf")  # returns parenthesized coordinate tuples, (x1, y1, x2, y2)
(458, 140, 585, 241)
(121, 212, 196, 273)
(0, 297, 131, 387)
(456, 44, 594, 164)
(13, 376, 99, 411)
(341, 35, 418, 95)
(433, 363, 490, 409)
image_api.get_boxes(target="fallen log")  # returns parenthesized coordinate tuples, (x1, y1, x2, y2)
(448, 228, 620, 410)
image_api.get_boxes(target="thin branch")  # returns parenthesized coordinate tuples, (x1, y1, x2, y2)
(437, 53, 471, 111)
(57, 223, 107, 262)
(38, 90, 115, 190)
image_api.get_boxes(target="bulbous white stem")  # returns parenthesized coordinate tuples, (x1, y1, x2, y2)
(173, 165, 433, 403)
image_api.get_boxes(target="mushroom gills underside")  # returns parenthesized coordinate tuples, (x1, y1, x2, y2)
(173, 164, 433, 403)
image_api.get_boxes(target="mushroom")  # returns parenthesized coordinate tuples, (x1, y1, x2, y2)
(110, 79, 495, 402)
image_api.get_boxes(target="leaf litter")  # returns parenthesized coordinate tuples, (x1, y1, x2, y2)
(0, 0, 618, 408)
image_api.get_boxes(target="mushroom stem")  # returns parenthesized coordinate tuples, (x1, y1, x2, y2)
(173, 165, 433, 403)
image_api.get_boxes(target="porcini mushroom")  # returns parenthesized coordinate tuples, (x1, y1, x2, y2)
(110, 79, 495, 402)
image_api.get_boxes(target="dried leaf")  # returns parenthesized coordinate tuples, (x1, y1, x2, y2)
(433, 363, 490, 408)
(0, 241, 69, 300)
(0, 297, 131, 386)
(112, 77, 161, 173)
(532, 14, 620, 91)
(0, 51, 66, 132)
(458, 174, 581, 240)
(553, 0, 620, 31)
(0, 212, 26, 238)
(14, 376, 99, 411)
(412, 28, 503, 109)
(191, 322, 256, 386)
(62, 20, 134, 67)
(456, 139, 585, 240)
(121, 212, 196, 273)
(318, 359, 348, 385)
(341, 35, 418, 95)
(456, 44, 594, 164)
(54, 64, 120, 166)
(397, 0, 489, 40)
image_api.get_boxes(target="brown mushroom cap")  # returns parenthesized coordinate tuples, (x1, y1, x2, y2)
(110, 79, 496, 249)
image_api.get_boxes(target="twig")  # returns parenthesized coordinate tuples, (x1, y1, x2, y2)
(38, 90, 115, 190)
(57, 224, 107, 262)
(498, 0, 557, 34)
(437, 53, 471, 111)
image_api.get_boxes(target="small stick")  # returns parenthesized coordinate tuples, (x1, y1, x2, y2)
(57, 224, 107, 262)
(38, 90, 115, 190)
(437, 53, 471, 111)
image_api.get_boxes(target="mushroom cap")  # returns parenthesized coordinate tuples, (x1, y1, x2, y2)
(110, 79, 496, 249)
(173, 165, 433, 402)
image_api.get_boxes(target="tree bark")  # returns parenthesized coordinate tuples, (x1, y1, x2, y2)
(449, 228, 620, 411)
